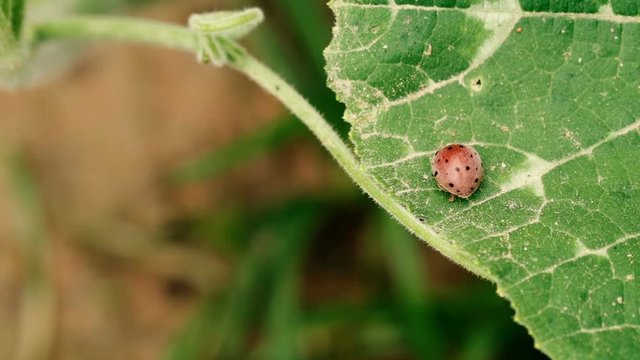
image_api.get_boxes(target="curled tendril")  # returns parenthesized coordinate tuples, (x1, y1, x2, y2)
(188, 8, 263, 66)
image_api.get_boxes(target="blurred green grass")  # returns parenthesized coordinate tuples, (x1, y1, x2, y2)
(164, 197, 545, 359)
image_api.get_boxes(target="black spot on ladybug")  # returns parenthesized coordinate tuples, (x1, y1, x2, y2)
(447, 146, 453, 150)
(470, 154, 473, 158)
(475, 178, 479, 183)
(449, 183, 454, 187)
(466, 166, 470, 171)
(455, 167, 460, 172)
(470, 187, 475, 191)
(437, 159, 440, 163)
(445, 159, 449, 163)
(456, 190, 461, 193)
(433, 171, 438, 176)
(459, 145, 465, 148)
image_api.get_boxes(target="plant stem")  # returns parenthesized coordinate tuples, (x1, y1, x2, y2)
(30, 15, 492, 279)
(33, 16, 197, 52)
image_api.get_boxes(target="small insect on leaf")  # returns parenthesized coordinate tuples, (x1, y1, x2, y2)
(431, 144, 483, 201)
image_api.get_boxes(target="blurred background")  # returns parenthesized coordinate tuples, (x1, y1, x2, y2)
(0, 0, 548, 359)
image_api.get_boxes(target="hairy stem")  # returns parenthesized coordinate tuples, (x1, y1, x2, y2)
(33, 16, 197, 51)
(31, 15, 492, 279)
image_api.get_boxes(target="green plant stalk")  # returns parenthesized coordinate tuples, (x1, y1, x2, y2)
(6, 152, 55, 360)
(33, 16, 196, 51)
(32, 15, 492, 279)
(7, 0, 25, 37)
(0, 10, 15, 50)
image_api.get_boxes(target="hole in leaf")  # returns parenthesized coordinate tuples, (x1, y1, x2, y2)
(470, 77, 484, 92)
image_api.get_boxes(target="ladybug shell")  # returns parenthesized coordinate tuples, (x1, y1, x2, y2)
(431, 144, 483, 199)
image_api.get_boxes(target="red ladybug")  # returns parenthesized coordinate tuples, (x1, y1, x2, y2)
(431, 144, 484, 201)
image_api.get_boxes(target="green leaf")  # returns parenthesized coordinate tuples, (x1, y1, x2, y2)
(325, 0, 640, 358)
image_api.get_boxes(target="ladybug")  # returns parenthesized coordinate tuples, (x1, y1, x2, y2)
(431, 144, 483, 201)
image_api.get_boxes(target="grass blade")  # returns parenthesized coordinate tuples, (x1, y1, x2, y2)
(376, 211, 444, 359)
(171, 115, 303, 183)
(5, 151, 55, 360)
(259, 201, 320, 360)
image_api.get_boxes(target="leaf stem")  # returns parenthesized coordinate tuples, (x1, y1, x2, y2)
(30, 15, 492, 279)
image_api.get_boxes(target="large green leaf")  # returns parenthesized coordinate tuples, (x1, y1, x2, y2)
(325, 0, 640, 358)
